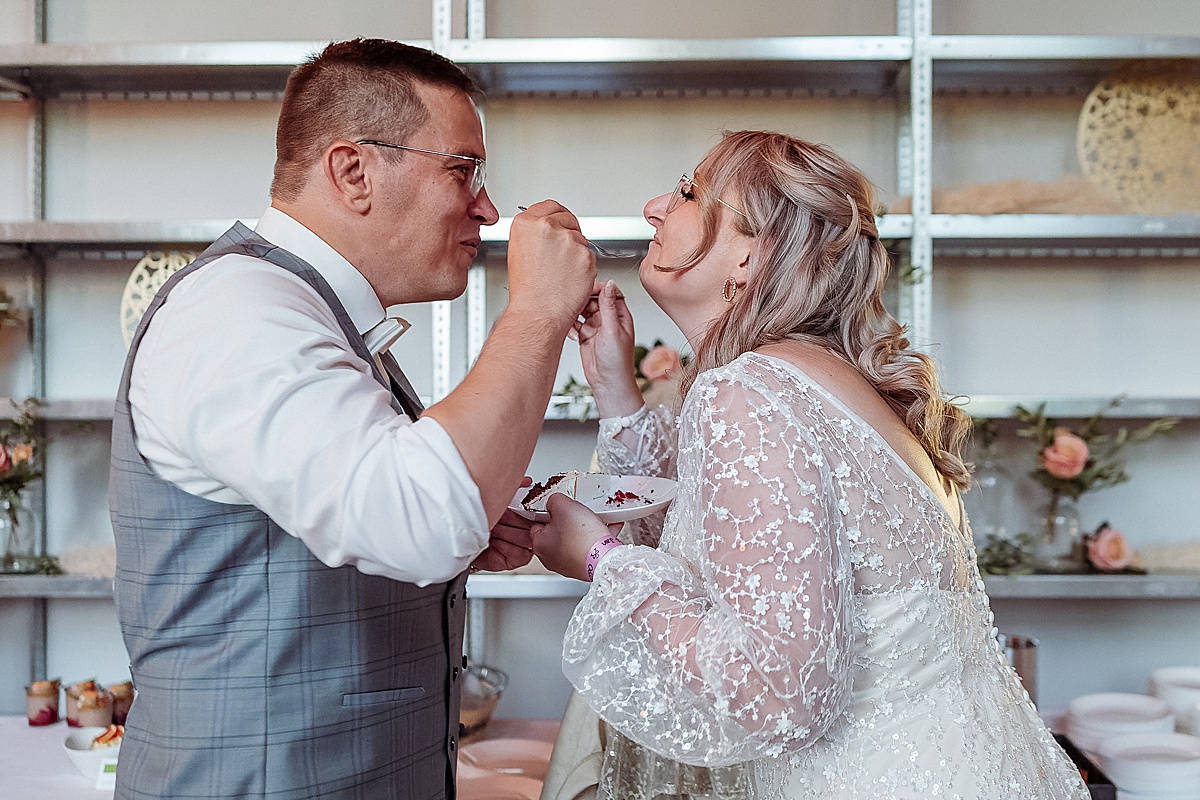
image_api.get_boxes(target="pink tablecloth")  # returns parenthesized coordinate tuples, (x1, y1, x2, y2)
(0, 716, 114, 800)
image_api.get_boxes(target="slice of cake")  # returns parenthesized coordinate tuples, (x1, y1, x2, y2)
(520, 470, 582, 512)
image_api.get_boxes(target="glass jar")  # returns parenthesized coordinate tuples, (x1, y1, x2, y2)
(0, 496, 40, 574)
(76, 687, 114, 728)
(1035, 492, 1086, 573)
(26, 680, 60, 726)
(110, 680, 134, 726)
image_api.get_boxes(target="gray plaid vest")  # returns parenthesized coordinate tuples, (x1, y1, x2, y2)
(111, 223, 467, 800)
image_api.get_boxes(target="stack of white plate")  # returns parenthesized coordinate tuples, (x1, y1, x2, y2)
(1184, 705, 1200, 738)
(1151, 668, 1200, 734)
(1066, 693, 1175, 759)
(1096, 732, 1200, 800)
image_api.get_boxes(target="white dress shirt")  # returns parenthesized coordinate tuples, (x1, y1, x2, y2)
(128, 207, 489, 586)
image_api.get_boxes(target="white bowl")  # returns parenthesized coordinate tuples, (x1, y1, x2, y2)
(63, 726, 120, 779)
(1151, 668, 1200, 723)
(1098, 732, 1200, 795)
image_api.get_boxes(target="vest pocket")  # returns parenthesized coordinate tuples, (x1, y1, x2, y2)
(341, 686, 426, 707)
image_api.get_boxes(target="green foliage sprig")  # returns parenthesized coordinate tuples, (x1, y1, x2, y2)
(1014, 397, 1177, 502)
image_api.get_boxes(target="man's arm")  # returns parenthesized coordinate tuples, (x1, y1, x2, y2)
(423, 201, 596, 526)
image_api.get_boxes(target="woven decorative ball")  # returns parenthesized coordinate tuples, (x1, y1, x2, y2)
(119, 251, 196, 347)
(1077, 60, 1200, 214)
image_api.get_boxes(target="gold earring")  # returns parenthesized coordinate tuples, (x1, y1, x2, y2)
(722, 278, 737, 302)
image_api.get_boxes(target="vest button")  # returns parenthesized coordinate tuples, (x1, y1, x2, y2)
(449, 593, 456, 608)
(453, 666, 460, 680)
(449, 736, 457, 751)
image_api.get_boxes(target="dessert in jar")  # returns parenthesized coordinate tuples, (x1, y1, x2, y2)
(76, 686, 114, 728)
(109, 680, 134, 725)
(25, 679, 60, 726)
(66, 680, 102, 727)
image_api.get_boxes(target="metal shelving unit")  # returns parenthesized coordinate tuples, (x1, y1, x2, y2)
(3, 0, 1200, 691)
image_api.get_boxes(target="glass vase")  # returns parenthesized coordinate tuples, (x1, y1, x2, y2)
(965, 454, 1020, 551)
(0, 497, 40, 574)
(1034, 492, 1085, 573)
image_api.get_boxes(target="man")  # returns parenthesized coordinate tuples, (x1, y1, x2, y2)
(110, 38, 594, 799)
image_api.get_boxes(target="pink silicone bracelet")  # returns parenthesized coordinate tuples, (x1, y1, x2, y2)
(584, 535, 624, 582)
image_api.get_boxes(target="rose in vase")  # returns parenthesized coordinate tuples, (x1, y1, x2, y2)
(1015, 398, 1176, 572)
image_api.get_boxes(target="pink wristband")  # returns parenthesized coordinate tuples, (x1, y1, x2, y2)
(584, 535, 624, 582)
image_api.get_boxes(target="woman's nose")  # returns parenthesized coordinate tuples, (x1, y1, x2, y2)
(643, 192, 670, 229)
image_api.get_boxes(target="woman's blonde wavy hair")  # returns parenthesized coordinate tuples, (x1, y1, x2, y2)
(667, 130, 972, 490)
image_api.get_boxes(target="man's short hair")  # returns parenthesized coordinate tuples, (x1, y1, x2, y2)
(270, 38, 478, 201)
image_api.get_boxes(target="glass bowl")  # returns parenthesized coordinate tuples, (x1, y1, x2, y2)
(460, 664, 509, 741)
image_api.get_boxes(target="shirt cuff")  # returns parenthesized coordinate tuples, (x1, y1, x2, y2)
(598, 403, 648, 438)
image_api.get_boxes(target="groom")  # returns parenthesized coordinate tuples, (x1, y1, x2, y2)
(110, 39, 593, 799)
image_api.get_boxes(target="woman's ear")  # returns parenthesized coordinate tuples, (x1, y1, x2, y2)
(729, 240, 755, 288)
(323, 140, 372, 214)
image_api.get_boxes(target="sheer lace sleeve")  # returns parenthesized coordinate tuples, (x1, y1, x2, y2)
(563, 369, 854, 768)
(596, 402, 678, 479)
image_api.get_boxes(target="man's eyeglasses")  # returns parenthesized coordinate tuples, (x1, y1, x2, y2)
(356, 140, 486, 198)
(666, 174, 748, 219)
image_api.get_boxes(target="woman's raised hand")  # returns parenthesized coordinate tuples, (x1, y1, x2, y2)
(569, 279, 644, 418)
(531, 494, 623, 582)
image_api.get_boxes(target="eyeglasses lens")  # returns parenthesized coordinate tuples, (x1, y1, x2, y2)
(666, 175, 691, 214)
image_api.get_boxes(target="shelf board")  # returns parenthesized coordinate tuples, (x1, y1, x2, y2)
(983, 573, 1200, 600)
(16, 214, 1200, 256)
(0, 572, 587, 600)
(0, 42, 426, 97)
(4, 572, 1197, 601)
(0, 575, 112, 599)
(3, 397, 113, 421)
(930, 215, 1200, 256)
(961, 396, 1200, 420)
(15, 394, 1200, 424)
(4, 36, 1199, 99)
(931, 35, 1200, 94)
(466, 573, 588, 599)
(451, 36, 910, 96)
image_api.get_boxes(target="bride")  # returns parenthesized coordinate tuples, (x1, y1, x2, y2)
(530, 130, 1089, 799)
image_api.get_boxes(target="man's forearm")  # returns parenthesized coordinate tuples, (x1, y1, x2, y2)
(423, 306, 572, 525)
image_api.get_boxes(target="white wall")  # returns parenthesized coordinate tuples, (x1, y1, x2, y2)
(1, 0, 1199, 721)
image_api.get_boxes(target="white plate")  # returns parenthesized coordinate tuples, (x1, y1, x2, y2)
(1098, 732, 1200, 795)
(508, 474, 676, 523)
(1151, 667, 1200, 720)
(1068, 693, 1175, 733)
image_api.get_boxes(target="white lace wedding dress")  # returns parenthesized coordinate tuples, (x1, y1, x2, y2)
(562, 351, 1089, 799)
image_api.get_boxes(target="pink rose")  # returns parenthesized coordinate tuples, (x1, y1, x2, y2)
(640, 345, 683, 382)
(1041, 427, 1089, 479)
(1087, 526, 1132, 572)
(10, 443, 32, 464)
(0, 444, 10, 474)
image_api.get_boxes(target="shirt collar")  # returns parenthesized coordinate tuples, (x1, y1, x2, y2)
(254, 206, 385, 339)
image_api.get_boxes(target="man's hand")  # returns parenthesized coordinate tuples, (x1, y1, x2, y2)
(507, 200, 596, 328)
(471, 509, 536, 573)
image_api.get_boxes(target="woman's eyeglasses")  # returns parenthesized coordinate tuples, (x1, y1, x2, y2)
(666, 174, 749, 219)
(357, 139, 486, 198)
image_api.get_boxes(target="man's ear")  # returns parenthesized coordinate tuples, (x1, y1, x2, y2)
(323, 141, 372, 214)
